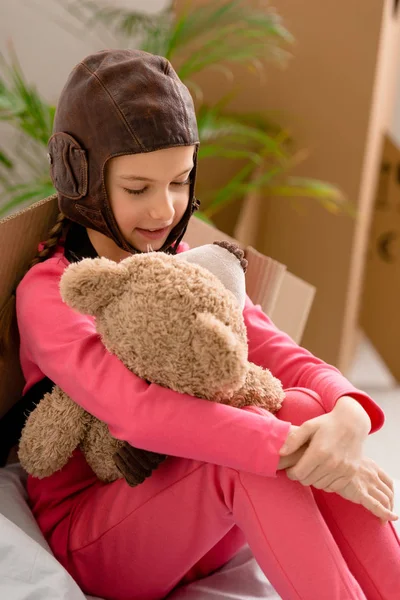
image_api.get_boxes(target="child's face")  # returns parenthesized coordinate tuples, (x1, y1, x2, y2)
(105, 146, 195, 252)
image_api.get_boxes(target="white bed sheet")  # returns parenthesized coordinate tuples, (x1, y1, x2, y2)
(0, 463, 399, 600)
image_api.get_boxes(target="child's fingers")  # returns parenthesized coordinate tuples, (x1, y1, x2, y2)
(279, 422, 314, 456)
(375, 478, 395, 511)
(361, 494, 398, 522)
(377, 467, 395, 494)
(369, 486, 394, 513)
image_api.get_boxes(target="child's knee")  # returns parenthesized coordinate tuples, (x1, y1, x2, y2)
(276, 388, 326, 426)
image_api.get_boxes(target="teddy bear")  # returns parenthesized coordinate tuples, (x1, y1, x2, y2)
(18, 242, 284, 487)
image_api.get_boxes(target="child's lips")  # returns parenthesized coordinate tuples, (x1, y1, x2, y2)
(135, 226, 170, 240)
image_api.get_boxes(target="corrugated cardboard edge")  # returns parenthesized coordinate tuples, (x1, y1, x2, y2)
(244, 246, 286, 316)
(270, 272, 316, 344)
(0, 194, 59, 309)
(0, 194, 59, 417)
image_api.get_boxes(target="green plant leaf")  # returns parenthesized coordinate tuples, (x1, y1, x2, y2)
(266, 177, 344, 201)
(0, 150, 13, 169)
(196, 104, 287, 159)
(1, 2, 349, 222)
(194, 210, 214, 225)
(164, 1, 240, 59)
(0, 180, 56, 217)
(203, 162, 256, 217)
(0, 49, 55, 147)
(68, 1, 292, 81)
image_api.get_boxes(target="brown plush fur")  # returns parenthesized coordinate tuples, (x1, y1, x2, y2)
(18, 251, 284, 482)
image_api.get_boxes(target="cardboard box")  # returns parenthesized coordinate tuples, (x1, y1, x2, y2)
(361, 134, 400, 381)
(0, 195, 315, 419)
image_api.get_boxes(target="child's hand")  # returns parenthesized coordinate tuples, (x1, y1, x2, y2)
(333, 457, 397, 523)
(276, 445, 308, 470)
(276, 425, 308, 470)
(279, 396, 370, 489)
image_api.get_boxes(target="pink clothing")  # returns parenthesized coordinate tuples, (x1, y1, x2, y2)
(16, 244, 398, 599)
(26, 390, 400, 600)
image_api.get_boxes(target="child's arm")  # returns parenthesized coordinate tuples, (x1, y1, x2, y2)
(16, 257, 291, 478)
(243, 296, 384, 433)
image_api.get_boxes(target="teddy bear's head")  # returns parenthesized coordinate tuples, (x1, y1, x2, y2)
(59, 245, 249, 400)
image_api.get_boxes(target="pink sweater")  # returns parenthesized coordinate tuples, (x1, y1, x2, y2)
(16, 247, 384, 480)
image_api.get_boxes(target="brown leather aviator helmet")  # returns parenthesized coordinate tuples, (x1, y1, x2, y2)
(47, 49, 200, 253)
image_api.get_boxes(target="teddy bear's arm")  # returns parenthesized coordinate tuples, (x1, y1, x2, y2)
(18, 386, 91, 478)
(223, 362, 285, 414)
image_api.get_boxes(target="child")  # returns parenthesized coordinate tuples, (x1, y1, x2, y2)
(3, 49, 400, 600)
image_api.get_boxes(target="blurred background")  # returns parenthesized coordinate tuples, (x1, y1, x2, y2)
(1, 1, 399, 475)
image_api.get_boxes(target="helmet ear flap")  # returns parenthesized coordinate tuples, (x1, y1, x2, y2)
(48, 132, 88, 200)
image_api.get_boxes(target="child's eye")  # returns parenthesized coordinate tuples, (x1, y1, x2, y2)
(172, 179, 191, 187)
(124, 187, 147, 195)
(123, 179, 190, 196)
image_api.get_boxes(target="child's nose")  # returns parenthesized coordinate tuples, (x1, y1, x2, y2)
(148, 192, 174, 223)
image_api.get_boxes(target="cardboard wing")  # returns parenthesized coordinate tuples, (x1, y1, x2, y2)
(0, 196, 59, 418)
(0, 196, 315, 418)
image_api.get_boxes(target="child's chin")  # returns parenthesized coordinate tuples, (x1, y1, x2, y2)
(131, 236, 166, 253)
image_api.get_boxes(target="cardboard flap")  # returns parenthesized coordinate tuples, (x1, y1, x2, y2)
(0, 195, 59, 418)
(0, 195, 59, 312)
(270, 272, 316, 344)
(244, 246, 287, 316)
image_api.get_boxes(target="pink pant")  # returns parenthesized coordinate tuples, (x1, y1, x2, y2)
(38, 389, 400, 600)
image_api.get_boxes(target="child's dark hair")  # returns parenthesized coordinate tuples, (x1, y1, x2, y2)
(0, 211, 69, 356)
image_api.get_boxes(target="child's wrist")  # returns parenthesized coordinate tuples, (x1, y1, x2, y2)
(334, 396, 371, 437)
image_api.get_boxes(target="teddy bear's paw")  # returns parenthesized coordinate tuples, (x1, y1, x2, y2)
(82, 420, 125, 482)
(230, 363, 285, 414)
(113, 443, 167, 487)
(18, 387, 90, 478)
(213, 241, 248, 273)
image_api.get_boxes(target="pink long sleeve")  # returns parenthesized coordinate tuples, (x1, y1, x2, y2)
(243, 297, 384, 433)
(16, 253, 290, 477)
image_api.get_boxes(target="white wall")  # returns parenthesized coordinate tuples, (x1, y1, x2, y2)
(0, 0, 168, 103)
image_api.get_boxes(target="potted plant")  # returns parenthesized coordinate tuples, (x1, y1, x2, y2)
(0, 0, 346, 222)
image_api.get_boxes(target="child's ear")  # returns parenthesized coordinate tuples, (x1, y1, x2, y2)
(60, 257, 129, 316)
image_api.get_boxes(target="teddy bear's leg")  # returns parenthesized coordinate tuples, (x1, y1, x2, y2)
(113, 443, 167, 487)
(81, 420, 125, 483)
(82, 420, 167, 486)
(18, 387, 91, 478)
(223, 362, 285, 413)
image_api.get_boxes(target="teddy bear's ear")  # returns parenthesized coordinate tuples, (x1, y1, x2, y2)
(60, 257, 129, 316)
(191, 313, 247, 392)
